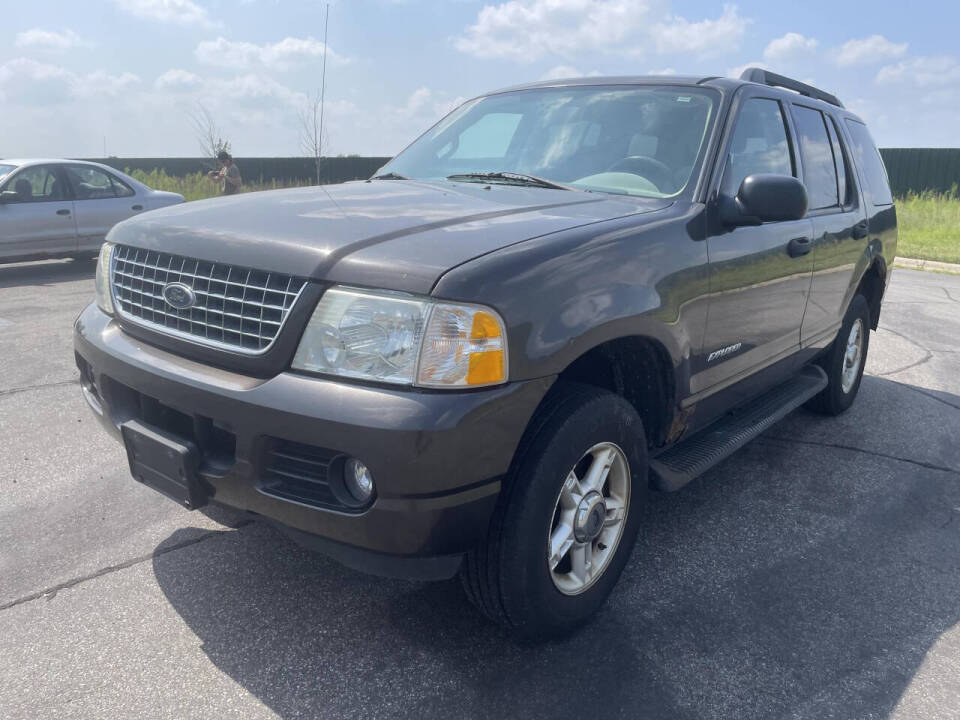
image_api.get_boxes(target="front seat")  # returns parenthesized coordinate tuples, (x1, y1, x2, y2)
(14, 179, 32, 201)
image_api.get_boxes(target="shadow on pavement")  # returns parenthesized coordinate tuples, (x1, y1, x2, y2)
(152, 376, 960, 719)
(0, 256, 96, 289)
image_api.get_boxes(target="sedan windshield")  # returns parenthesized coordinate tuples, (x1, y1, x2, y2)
(380, 85, 716, 198)
(0, 164, 15, 184)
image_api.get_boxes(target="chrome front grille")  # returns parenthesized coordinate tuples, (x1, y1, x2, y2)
(111, 245, 307, 353)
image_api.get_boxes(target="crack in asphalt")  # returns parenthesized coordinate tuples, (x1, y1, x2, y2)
(0, 379, 79, 397)
(902, 384, 960, 412)
(760, 436, 959, 476)
(942, 286, 960, 304)
(0, 520, 255, 613)
(874, 327, 935, 377)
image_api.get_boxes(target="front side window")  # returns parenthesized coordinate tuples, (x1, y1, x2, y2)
(66, 166, 132, 200)
(845, 120, 894, 206)
(382, 86, 718, 198)
(3, 166, 63, 202)
(720, 98, 794, 197)
(792, 105, 839, 210)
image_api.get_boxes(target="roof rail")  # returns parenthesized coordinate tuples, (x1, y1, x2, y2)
(739, 68, 844, 108)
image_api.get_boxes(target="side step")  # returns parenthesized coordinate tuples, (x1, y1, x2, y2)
(649, 365, 827, 491)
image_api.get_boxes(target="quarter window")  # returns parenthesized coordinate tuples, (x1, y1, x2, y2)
(720, 98, 794, 197)
(845, 120, 894, 206)
(792, 106, 839, 210)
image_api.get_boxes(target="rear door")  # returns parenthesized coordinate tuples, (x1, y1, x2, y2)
(0, 165, 77, 261)
(792, 104, 869, 346)
(63, 164, 145, 251)
(695, 90, 814, 398)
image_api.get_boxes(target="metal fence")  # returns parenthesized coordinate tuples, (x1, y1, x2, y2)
(879, 149, 960, 197)
(82, 150, 960, 196)
(83, 156, 392, 185)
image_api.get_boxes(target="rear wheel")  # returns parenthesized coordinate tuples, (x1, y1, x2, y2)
(807, 294, 871, 415)
(460, 383, 647, 639)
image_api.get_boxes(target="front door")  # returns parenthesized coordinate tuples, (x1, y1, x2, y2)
(694, 93, 814, 399)
(0, 165, 77, 261)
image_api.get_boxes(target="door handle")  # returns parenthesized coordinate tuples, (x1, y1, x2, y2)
(852, 220, 869, 240)
(131, 204, 143, 211)
(787, 236, 812, 257)
(56, 208, 71, 216)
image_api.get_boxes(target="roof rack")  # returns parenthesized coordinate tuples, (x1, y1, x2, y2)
(739, 68, 844, 108)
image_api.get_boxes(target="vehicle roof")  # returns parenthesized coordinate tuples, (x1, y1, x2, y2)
(0, 158, 118, 169)
(482, 74, 863, 122)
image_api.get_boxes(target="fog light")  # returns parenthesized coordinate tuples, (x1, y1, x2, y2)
(344, 458, 374, 503)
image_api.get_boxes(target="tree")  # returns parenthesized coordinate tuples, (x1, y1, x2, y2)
(190, 104, 230, 165)
(299, 89, 327, 185)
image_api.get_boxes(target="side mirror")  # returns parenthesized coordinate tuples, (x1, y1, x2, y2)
(720, 174, 808, 226)
(0, 190, 18, 203)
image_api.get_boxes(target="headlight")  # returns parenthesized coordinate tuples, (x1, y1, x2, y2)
(292, 287, 507, 388)
(95, 242, 115, 315)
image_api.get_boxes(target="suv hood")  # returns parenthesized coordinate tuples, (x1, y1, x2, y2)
(109, 180, 672, 294)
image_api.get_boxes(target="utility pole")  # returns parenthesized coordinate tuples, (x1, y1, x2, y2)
(319, 2, 329, 172)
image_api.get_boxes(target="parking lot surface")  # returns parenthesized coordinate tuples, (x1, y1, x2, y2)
(1, 260, 958, 719)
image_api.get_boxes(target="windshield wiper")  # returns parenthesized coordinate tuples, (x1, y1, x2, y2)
(369, 172, 410, 181)
(446, 172, 576, 191)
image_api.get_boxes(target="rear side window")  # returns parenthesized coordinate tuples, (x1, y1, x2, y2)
(720, 98, 794, 197)
(844, 120, 893, 206)
(826, 118, 851, 206)
(792, 105, 838, 210)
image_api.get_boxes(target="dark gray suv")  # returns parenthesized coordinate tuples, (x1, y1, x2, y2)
(74, 69, 897, 637)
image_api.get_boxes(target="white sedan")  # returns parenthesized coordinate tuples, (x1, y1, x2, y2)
(0, 159, 184, 264)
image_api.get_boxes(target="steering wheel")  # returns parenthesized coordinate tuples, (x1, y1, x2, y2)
(605, 156, 673, 193)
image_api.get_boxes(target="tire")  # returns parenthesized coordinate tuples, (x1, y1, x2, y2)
(806, 294, 871, 415)
(460, 383, 647, 639)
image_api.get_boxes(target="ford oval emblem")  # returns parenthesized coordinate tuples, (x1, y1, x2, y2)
(162, 282, 197, 310)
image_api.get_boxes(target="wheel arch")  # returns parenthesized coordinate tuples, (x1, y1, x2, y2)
(552, 335, 677, 450)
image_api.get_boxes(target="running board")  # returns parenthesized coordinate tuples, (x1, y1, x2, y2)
(650, 365, 827, 491)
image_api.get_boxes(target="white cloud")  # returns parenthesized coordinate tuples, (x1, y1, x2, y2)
(219, 73, 306, 106)
(539, 65, 603, 80)
(71, 70, 141, 98)
(726, 60, 768, 79)
(875, 55, 960, 87)
(835, 35, 907, 67)
(651, 5, 747, 57)
(155, 68, 202, 90)
(14, 28, 90, 52)
(195, 36, 347, 70)
(0, 57, 138, 103)
(111, 0, 214, 27)
(648, 67, 677, 76)
(454, 0, 747, 62)
(763, 32, 818, 63)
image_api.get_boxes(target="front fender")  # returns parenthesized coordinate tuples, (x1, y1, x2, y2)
(433, 203, 709, 401)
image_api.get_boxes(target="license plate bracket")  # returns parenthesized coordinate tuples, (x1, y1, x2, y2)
(121, 420, 207, 510)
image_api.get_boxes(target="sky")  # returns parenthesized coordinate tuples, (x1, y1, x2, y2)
(1, 0, 958, 158)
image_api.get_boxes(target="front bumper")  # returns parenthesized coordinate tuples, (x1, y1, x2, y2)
(74, 303, 554, 579)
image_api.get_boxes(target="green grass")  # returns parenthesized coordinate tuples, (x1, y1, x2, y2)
(895, 188, 960, 264)
(126, 168, 309, 202)
(130, 168, 960, 265)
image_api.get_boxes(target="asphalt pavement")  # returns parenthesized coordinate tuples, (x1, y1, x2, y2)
(1, 259, 958, 719)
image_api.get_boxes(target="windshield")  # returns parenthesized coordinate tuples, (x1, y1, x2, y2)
(381, 85, 716, 198)
(0, 164, 15, 185)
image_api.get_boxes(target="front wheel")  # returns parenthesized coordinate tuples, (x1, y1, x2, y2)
(807, 293, 871, 415)
(460, 383, 647, 639)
